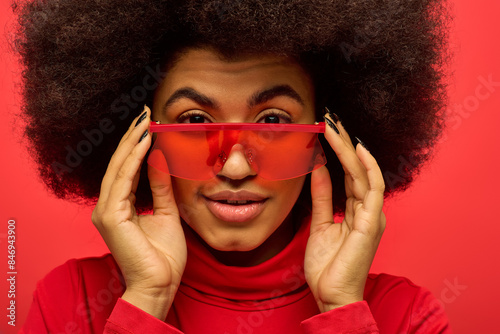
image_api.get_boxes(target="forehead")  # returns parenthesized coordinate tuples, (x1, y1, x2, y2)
(168, 47, 307, 73)
(157, 48, 314, 92)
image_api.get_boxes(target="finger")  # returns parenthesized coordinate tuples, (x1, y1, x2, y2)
(117, 105, 150, 147)
(323, 114, 369, 199)
(105, 124, 152, 216)
(99, 106, 151, 202)
(325, 109, 355, 149)
(331, 147, 386, 277)
(129, 163, 142, 206)
(355, 142, 385, 216)
(147, 150, 179, 217)
(107, 105, 150, 178)
(344, 143, 386, 239)
(310, 166, 334, 234)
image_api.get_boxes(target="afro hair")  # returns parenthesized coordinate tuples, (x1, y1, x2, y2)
(12, 0, 451, 213)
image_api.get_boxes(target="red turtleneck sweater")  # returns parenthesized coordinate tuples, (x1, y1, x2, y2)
(21, 219, 451, 333)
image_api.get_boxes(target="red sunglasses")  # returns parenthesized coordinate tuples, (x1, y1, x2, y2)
(147, 122, 326, 180)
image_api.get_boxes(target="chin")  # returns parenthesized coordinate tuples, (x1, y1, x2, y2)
(198, 226, 266, 251)
(207, 235, 263, 252)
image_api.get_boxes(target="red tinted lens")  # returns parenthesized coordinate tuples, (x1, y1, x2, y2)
(147, 123, 326, 180)
(148, 130, 226, 179)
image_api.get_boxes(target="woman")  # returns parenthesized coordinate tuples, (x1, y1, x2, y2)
(15, 0, 451, 332)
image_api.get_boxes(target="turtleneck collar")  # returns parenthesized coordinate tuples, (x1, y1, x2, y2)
(180, 217, 312, 302)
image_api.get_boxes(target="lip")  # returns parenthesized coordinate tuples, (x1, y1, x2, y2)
(203, 190, 268, 223)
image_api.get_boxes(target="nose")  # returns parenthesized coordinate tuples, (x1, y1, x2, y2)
(217, 143, 257, 180)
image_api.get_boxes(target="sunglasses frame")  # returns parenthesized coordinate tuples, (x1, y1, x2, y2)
(149, 122, 326, 133)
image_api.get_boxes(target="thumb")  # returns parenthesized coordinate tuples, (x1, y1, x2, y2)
(310, 166, 334, 234)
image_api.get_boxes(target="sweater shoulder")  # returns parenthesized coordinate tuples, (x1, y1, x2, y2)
(32, 254, 124, 332)
(364, 272, 448, 332)
(38, 253, 120, 290)
(35, 253, 123, 306)
(366, 272, 423, 292)
(364, 272, 428, 304)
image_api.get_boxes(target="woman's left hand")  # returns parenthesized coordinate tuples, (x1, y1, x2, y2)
(304, 113, 386, 312)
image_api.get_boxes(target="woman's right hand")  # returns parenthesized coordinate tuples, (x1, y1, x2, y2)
(91, 106, 187, 320)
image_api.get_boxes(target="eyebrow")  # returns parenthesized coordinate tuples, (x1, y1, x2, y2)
(163, 87, 220, 110)
(248, 85, 304, 108)
(163, 84, 305, 112)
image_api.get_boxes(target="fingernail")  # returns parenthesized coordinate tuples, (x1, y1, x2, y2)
(324, 107, 340, 123)
(355, 137, 369, 151)
(324, 115, 340, 135)
(139, 129, 148, 143)
(135, 111, 148, 127)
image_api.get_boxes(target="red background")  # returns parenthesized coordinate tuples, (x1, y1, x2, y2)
(1, 0, 499, 333)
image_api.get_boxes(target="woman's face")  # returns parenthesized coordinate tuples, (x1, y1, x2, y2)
(152, 48, 316, 252)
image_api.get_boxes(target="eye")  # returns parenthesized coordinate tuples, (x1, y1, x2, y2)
(176, 111, 213, 124)
(257, 110, 292, 124)
(263, 115, 280, 123)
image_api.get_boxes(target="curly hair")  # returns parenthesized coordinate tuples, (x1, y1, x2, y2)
(12, 0, 451, 214)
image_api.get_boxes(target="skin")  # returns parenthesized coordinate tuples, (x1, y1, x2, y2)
(152, 49, 315, 265)
(92, 47, 386, 320)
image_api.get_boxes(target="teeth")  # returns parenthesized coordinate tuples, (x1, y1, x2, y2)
(224, 200, 250, 204)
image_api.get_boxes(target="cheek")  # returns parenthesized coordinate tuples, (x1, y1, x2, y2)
(284, 176, 307, 196)
(270, 177, 307, 215)
(170, 178, 204, 220)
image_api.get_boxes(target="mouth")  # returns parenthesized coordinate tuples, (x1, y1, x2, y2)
(203, 190, 268, 223)
(213, 199, 260, 205)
